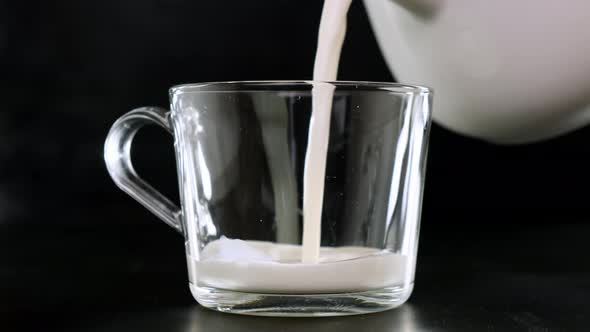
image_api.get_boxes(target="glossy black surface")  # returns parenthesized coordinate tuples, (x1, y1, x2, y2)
(1, 0, 590, 330)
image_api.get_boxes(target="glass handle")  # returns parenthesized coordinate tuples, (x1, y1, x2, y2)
(104, 107, 183, 234)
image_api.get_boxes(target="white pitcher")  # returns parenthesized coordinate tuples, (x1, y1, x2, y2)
(365, 0, 590, 143)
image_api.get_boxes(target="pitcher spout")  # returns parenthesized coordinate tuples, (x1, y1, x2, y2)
(389, 0, 442, 18)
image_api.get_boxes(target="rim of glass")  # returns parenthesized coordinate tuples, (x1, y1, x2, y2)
(169, 80, 432, 95)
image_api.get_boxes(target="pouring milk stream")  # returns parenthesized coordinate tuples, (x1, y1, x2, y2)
(301, 0, 352, 263)
(192, 0, 406, 293)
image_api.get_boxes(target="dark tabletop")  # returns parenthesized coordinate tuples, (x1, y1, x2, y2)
(2, 219, 588, 331)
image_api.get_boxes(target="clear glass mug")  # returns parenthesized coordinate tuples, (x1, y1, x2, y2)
(104, 81, 433, 316)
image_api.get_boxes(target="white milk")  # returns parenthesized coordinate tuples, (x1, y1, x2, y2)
(190, 237, 406, 293)
(191, 0, 407, 293)
(301, 0, 353, 263)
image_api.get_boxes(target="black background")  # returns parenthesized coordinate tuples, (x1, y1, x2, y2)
(1, 0, 589, 330)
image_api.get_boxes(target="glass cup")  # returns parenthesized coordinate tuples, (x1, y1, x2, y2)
(104, 81, 433, 316)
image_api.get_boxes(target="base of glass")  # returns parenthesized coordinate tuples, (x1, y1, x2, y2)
(190, 283, 413, 317)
